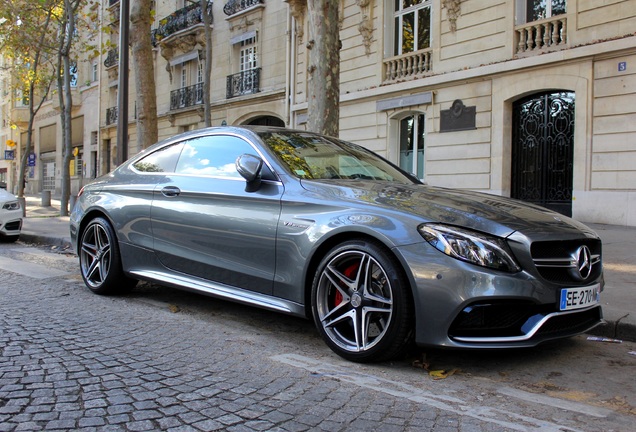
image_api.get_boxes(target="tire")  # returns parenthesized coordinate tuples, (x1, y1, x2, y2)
(79, 217, 136, 295)
(311, 239, 413, 362)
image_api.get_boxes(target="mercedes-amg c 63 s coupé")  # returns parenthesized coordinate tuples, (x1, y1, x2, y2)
(70, 126, 604, 362)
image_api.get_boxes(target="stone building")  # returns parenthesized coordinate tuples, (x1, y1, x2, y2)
(7, 0, 634, 227)
(286, 0, 636, 226)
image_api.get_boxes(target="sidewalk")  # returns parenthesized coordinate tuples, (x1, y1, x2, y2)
(18, 193, 636, 344)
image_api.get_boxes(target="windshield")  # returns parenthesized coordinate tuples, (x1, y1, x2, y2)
(258, 131, 417, 184)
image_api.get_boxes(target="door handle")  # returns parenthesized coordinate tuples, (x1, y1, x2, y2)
(161, 186, 181, 197)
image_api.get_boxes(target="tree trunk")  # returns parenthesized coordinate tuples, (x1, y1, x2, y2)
(306, 0, 340, 137)
(58, 0, 78, 217)
(201, 0, 212, 128)
(130, 0, 158, 149)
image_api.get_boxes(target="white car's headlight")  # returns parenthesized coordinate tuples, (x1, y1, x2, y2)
(418, 224, 520, 272)
(2, 201, 20, 211)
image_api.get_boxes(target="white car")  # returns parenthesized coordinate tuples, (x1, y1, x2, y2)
(0, 188, 22, 242)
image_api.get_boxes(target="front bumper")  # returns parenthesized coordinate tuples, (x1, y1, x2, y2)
(394, 241, 604, 348)
(0, 216, 22, 237)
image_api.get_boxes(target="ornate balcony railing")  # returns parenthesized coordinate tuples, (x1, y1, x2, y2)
(152, 2, 213, 46)
(383, 48, 432, 83)
(106, 107, 118, 125)
(223, 0, 264, 16)
(515, 16, 567, 54)
(104, 48, 118, 69)
(226, 68, 261, 99)
(170, 82, 204, 110)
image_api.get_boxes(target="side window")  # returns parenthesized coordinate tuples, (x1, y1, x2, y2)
(133, 143, 184, 173)
(175, 135, 256, 178)
(399, 114, 425, 180)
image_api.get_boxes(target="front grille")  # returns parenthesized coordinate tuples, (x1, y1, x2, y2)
(449, 302, 552, 338)
(4, 220, 21, 231)
(535, 306, 602, 337)
(531, 239, 602, 286)
(449, 301, 603, 341)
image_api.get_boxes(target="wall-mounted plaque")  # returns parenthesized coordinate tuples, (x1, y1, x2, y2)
(440, 99, 476, 132)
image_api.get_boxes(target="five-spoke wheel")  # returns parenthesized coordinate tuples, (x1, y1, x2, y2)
(80, 217, 135, 294)
(312, 240, 412, 362)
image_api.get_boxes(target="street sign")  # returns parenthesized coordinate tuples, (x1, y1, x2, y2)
(27, 153, 36, 167)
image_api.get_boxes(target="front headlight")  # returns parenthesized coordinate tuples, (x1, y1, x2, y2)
(418, 224, 520, 272)
(2, 201, 20, 211)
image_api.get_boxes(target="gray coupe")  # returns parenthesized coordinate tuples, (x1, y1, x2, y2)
(70, 126, 604, 362)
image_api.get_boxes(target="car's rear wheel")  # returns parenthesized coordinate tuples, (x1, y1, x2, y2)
(311, 239, 413, 362)
(79, 217, 136, 295)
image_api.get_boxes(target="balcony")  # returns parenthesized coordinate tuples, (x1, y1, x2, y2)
(515, 15, 567, 54)
(170, 83, 204, 111)
(104, 48, 118, 69)
(226, 68, 261, 99)
(223, 0, 264, 16)
(383, 49, 432, 83)
(106, 107, 118, 125)
(152, 2, 213, 46)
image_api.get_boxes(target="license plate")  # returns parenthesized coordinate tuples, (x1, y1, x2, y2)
(559, 285, 600, 311)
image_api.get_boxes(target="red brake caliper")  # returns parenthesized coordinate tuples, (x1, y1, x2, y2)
(334, 262, 359, 307)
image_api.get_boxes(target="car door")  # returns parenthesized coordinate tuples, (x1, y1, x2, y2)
(150, 133, 283, 295)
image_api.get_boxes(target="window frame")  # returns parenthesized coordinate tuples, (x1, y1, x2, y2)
(392, 0, 432, 57)
(398, 113, 426, 180)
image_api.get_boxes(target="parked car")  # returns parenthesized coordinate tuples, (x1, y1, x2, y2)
(70, 126, 604, 362)
(0, 188, 22, 242)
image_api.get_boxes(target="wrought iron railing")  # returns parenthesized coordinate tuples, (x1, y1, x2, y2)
(170, 82, 204, 110)
(106, 107, 118, 125)
(223, 0, 264, 16)
(152, 2, 213, 46)
(515, 16, 567, 54)
(383, 48, 432, 82)
(104, 48, 118, 69)
(226, 68, 261, 99)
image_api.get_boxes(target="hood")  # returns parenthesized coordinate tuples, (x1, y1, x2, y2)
(0, 188, 18, 204)
(300, 180, 597, 240)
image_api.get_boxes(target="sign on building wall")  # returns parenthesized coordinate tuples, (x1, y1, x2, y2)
(4, 150, 14, 160)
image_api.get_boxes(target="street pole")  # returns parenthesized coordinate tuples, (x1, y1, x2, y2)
(116, 0, 130, 166)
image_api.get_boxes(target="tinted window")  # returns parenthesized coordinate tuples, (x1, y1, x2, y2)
(175, 135, 255, 178)
(133, 143, 184, 173)
(258, 131, 415, 183)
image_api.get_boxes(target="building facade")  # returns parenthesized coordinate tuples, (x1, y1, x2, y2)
(288, 0, 636, 226)
(5, 0, 635, 227)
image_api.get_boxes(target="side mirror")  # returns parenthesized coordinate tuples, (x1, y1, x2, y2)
(236, 154, 263, 192)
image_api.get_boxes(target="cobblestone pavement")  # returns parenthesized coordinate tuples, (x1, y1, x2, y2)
(1, 243, 635, 431)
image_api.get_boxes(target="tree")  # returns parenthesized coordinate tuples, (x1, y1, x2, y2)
(200, 0, 212, 127)
(130, 0, 158, 150)
(305, 0, 340, 137)
(56, 0, 83, 217)
(0, 0, 59, 202)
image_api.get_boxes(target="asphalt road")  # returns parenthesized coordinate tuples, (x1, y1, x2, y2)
(1, 242, 635, 431)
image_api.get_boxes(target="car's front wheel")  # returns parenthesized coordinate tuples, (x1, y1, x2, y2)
(79, 217, 136, 295)
(311, 239, 413, 362)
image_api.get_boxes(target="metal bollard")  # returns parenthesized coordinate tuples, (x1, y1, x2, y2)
(41, 190, 51, 207)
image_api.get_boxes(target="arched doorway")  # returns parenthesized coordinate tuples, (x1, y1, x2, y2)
(511, 91, 575, 216)
(246, 116, 285, 127)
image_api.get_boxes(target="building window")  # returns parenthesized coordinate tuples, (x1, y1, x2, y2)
(180, 65, 188, 89)
(239, 35, 258, 73)
(92, 61, 98, 82)
(197, 60, 204, 84)
(399, 114, 425, 179)
(70, 62, 78, 88)
(516, 0, 566, 24)
(393, 0, 431, 56)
